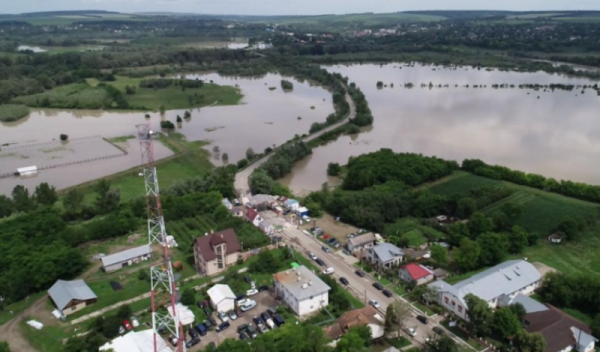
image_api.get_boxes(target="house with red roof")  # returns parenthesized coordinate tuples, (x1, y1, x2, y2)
(246, 208, 264, 227)
(399, 263, 434, 286)
(193, 229, 241, 276)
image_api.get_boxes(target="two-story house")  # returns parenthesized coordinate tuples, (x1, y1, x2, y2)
(193, 229, 241, 276)
(428, 260, 542, 321)
(274, 265, 330, 317)
(365, 243, 404, 270)
(246, 208, 263, 227)
(347, 233, 376, 253)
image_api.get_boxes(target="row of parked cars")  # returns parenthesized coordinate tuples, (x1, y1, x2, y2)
(237, 307, 285, 340)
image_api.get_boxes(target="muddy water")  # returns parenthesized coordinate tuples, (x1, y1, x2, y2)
(0, 72, 333, 194)
(279, 63, 600, 195)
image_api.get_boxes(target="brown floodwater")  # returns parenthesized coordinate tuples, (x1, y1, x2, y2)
(279, 63, 600, 195)
(0, 72, 333, 195)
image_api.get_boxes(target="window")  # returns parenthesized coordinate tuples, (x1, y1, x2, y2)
(451, 300, 456, 306)
(444, 297, 449, 304)
(310, 296, 313, 300)
(71, 306, 77, 312)
(458, 306, 463, 313)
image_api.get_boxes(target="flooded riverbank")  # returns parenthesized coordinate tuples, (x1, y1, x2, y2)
(280, 63, 600, 195)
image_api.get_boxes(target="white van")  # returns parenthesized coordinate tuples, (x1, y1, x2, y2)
(322, 267, 334, 275)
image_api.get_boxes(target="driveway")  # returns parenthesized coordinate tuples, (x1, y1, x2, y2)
(188, 291, 279, 351)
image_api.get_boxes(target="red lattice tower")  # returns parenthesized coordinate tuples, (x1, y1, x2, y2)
(136, 124, 185, 352)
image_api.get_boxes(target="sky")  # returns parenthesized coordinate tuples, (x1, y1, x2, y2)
(2, 0, 600, 15)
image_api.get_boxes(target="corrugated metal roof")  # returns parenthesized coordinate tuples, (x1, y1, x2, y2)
(370, 243, 403, 263)
(348, 233, 375, 247)
(500, 293, 548, 314)
(48, 280, 97, 311)
(101, 244, 152, 268)
(274, 266, 330, 300)
(429, 260, 542, 306)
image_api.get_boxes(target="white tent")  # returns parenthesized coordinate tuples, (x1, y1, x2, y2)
(99, 329, 172, 352)
(208, 284, 236, 312)
(168, 303, 195, 325)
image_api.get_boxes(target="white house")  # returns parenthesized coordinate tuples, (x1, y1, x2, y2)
(259, 220, 273, 235)
(347, 233, 376, 253)
(428, 260, 542, 321)
(246, 208, 263, 227)
(208, 284, 236, 313)
(364, 243, 404, 269)
(274, 265, 330, 317)
(99, 329, 172, 352)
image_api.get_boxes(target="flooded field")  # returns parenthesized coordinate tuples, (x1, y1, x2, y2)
(280, 63, 600, 195)
(0, 72, 333, 195)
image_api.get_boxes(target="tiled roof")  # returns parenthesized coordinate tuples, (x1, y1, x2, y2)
(402, 263, 433, 280)
(246, 208, 259, 221)
(194, 229, 241, 262)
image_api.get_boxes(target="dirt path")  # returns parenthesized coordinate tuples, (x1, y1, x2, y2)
(0, 295, 47, 352)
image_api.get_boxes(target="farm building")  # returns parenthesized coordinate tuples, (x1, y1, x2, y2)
(283, 199, 300, 210)
(101, 244, 152, 273)
(48, 280, 97, 316)
(16, 165, 37, 176)
(208, 284, 236, 312)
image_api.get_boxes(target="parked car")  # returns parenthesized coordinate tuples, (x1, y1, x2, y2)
(189, 328, 199, 339)
(272, 313, 285, 327)
(240, 300, 257, 312)
(321, 245, 330, 253)
(267, 307, 278, 316)
(432, 326, 445, 336)
(253, 316, 268, 333)
(209, 317, 218, 327)
(227, 310, 238, 320)
(348, 233, 356, 238)
(368, 299, 380, 309)
(118, 326, 126, 335)
(246, 324, 258, 338)
(258, 285, 269, 292)
(417, 315, 429, 324)
(247, 288, 259, 296)
(216, 321, 230, 332)
(355, 270, 365, 277)
(382, 289, 393, 298)
(218, 311, 229, 323)
(261, 312, 275, 329)
(322, 267, 334, 275)
(244, 275, 251, 283)
(406, 327, 417, 337)
(168, 335, 178, 347)
(195, 323, 208, 336)
(252, 316, 263, 325)
(196, 301, 205, 309)
(339, 277, 349, 285)
(186, 337, 200, 348)
(309, 252, 317, 260)
(203, 306, 211, 316)
(123, 320, 132, 331)
(303, 215, 311, 222)
(372, 282, 384, 290)
(316, 258, 326, 267)
(203, 319, 213, 329)
(239, 331, 249, 340)
(235, 307, 244, 317)
(236, 298, 248, 307)
(326, 238, 336, 244)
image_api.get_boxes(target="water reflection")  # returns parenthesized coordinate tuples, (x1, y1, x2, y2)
(279, 63, 600, 195)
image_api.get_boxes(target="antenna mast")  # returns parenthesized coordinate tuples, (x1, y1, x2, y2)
(137, 124, 185, 352)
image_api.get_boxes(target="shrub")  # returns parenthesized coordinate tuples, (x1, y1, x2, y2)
(160, 120, 175, 129)
(60, 134, 69, 141)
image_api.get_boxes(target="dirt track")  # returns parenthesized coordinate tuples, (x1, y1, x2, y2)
(0, 295, 47, 352)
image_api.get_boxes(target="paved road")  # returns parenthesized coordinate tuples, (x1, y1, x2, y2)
(261, 212, 476, 350)
(234, 93, 356, 200)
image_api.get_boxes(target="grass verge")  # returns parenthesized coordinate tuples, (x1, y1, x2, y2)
(0, 104, 29, 122)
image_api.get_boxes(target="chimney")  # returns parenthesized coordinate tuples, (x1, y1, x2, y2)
(297, 276, 301, 282)
(220, 234, 224, 239)
(211, 229, 214, 234)
(308, 281, 312, 286)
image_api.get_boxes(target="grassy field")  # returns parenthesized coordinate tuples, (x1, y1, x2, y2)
(88, 75, 243, 111)
(384, 218, 445, 247)
(0, 14, 147, 26)
(61, 132, 214, 204)
(12, 83, 111, 109)
(428, 171, 600, 235)
(0, 104, 29, 122)
(264, 13, 446, 26)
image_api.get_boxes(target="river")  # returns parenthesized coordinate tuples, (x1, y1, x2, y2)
(279, 63, 600, 195)
(0, 72, 333, 195)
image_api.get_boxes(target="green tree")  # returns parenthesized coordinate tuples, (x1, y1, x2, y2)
(469, 212, 494, 237)
(454, 237, 481, 272)
(491, 307, 522, 340)
(327, 162, 342, 176)
(514, 331, 546, 352)
(335, 325, 371, 352)
(94, 180, 120, 213)
(12, 185, 35, 212)
(498, 202, 525, 230)
(465, 294, 493, 336)
(63, 189, 84, 215)
(116, 304, 132, 320)
(159, 105, 166, 115)
(246, 148, 256, 160)
(430, 244, 449, 266)
(591, 313, 600, 337)
(390, 301, 411, 337)
(510, 303, 527, 320)
(447, 222, 470, 246)
(180, 288, 196, 306)
(34, 182, 57, 206)
(0, 195, 15, 218)
(456, 197, 477, 219)
(384, 305, 395, 334)
(249, 249, 277, 273)
(477, 232, 509, 266)
(509, 226, 529, 254)
(0, 342, 10, 352)
(184, 111, 192, 119)
(426, 336, 458, 352)
(250, 169, 277, 195)
(556, 218, 581, 241)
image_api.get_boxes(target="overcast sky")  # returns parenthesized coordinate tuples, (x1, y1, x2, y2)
(3, 0, 600, 15)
